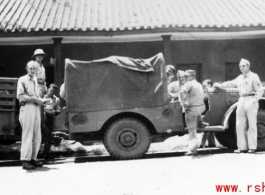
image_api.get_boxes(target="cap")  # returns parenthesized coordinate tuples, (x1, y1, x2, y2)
(49, 83, 58, 89)
(239, 58, 250, 66)
(32, 49, 47, 58)
(185, 69, 196, 76)
(26, 60, 38, 68)
(166, 65, 176, 72)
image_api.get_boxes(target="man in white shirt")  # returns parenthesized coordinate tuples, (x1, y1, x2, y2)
(213, 59, 263, 154)
(43, 84, 61, 159)
(17, 61, 44, 170)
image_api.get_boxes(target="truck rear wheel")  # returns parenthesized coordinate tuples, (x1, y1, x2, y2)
(104, 118, 151, 160)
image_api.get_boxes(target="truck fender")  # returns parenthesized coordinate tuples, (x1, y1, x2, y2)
(222, 102, 238, 129)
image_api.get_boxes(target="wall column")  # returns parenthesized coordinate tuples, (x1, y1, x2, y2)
(162, 35, 172, 65)
(53, 37, 63, 93)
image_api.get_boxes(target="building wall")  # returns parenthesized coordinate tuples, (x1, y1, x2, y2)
(171, 38, 265, 82)
(0, 44, 54, 85)
(1, 38, 265, 84)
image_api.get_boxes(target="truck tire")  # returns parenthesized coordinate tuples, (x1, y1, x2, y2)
(104, 118, 151, 160)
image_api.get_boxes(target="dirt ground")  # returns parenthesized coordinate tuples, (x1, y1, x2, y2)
(0, 133, 223, 160)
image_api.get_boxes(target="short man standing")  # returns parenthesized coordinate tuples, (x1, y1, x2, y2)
(168, 70, 186, 101)
(17, 61, 43, 170)
(213, 59, 263, 154)
(166, 65, 176, 84)
(43, 84, 61, 159)
(180, 70, 205, 156)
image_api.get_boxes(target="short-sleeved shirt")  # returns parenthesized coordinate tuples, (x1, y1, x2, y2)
(168, 80, 184, 97)
(181, 79, 204, 107)
(17, 74, 39, 102)
(44, 94, 61, 114)
(36, 63, 46, 84)
(219, 71, 263, 101)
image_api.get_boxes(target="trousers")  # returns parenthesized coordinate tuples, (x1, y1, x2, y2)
(185, 105, 205, 152)
(236, 97, 258, 150)
(19, 103, 41, 161)
(200, 132, 216, 147)
(43, 113, 55, 155)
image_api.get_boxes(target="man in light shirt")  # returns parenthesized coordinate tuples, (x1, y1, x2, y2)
(179, 70, 205, 156)
(32, 49, 47, 98)
(43, 84, 61, 159)
(17, 61, 44, 170)
(213, 58, 263, 154)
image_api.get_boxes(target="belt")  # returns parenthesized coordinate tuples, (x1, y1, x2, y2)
(241, 94, 255, 97)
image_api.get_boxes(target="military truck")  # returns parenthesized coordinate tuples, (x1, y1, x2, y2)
(64, 53, 265, 160)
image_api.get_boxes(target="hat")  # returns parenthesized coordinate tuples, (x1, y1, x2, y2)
(26, 60, 38, 68)
(239, 58, 250, 66)
(49, 83, 58, 89)
(166, 65, 176, 73)
(32, 49, 47, 58)
(185, 69, 196, 76)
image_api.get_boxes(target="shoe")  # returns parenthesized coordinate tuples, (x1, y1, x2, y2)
(185, 151, 198, 156)
(198, 122, 209, 128)
(31, 160, 43, 167)
(234, 149, 248, 154)
(199, 145, 204, 148)
(248, 149, 256, 154)
(206, 145, 216, 148)
(44, 154, 55, 160)
(22, 161, 35, 170)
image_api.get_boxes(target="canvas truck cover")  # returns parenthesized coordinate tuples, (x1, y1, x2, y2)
(65, 53, 168, 112)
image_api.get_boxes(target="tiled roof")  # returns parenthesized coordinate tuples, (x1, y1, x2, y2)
(0, 0, 265, 33)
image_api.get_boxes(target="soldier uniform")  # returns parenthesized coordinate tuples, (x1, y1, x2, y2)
(214, 59, 263, 153)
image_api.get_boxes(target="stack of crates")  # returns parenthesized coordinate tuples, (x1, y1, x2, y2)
(0, 77, 18, 138)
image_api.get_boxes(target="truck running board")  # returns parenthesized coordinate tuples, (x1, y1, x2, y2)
(184, 125, 225, 132)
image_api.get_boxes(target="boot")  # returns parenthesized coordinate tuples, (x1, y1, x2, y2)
(22, 161, 35, 170)
(31, 160, 43, 167)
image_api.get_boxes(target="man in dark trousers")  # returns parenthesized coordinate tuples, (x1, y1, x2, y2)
(43, 84, 61, 159)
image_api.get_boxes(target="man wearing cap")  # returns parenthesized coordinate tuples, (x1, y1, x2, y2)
(166, 65, 176, 84)
(179, 69, 205, 156)
(17, 60, 44, 170)
(42, 84, 61, 159)
(32, 49, 47, 98)
(213, 58, 263, 154)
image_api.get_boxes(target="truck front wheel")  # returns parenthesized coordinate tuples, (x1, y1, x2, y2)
(214, 127, 237, 149)
(215, 123, 265, 150)
(104, 118, 151, 160)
